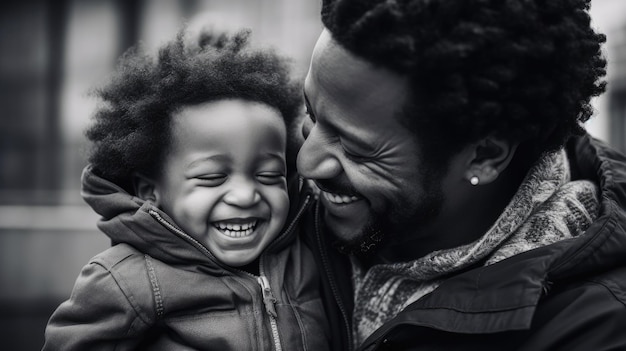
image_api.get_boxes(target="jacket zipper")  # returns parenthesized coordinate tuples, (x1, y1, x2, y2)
(256, 194, 311, 351)
(314, 201, 353, 350)
(149, 210, 217, 260)
(257, 275, 282, 351)
(149, 193, 312, 351)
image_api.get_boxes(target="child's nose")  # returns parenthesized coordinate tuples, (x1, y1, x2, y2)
(223, 180, 261, 208)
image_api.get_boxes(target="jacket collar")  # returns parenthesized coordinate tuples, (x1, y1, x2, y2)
(81, 165, 223, 271)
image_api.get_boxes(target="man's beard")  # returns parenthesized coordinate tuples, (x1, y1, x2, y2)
(332, 212, 387, 258)
(332, 172, 444, 258)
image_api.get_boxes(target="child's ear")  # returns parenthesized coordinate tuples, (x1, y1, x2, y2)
(132, 172, 158, 203)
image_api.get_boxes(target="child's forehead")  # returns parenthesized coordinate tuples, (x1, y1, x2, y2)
(172, 98, 282, 123)
(168, 99, 288, 164)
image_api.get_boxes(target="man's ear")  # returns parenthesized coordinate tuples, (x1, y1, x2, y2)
(132, 172, 158, 203)
(464, 137, 518, 185)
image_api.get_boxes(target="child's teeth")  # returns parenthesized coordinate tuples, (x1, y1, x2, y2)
(214, 220, 258, 238)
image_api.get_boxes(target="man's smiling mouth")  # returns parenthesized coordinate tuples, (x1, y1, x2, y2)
(315, 181, 362, 205)
(322, 191, 360, 204)
(212, 219, 258, 238)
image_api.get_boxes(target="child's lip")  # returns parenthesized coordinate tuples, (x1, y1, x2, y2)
(212, 216, 263, 224)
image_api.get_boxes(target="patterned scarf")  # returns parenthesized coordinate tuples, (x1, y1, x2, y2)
(351, 150, 600, 347)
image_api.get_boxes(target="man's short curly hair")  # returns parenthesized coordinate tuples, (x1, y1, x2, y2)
(321, 0, 606, 163)
(86, 28, 302, 193)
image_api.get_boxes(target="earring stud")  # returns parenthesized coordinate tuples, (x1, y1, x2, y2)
(470, 176, 480, 186)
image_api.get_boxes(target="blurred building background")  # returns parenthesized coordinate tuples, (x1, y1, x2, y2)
(0, 0, 624, 349)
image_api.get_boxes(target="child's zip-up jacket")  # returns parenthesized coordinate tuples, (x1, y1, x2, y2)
(43, 166, 330, 351)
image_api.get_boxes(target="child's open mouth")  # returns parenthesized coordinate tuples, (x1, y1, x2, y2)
(212, 219, 259, 238)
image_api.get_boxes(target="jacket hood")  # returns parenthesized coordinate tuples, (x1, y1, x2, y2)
(80, 165, 311, 273)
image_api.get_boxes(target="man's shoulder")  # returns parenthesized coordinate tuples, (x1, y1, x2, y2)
(580, 265, 626, 306)
(522, 268, 626, 349)
(358, 265, 626, 351)
(541, 265, 626, 314)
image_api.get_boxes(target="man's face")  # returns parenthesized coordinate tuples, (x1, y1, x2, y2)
(297, 30, 445, 254)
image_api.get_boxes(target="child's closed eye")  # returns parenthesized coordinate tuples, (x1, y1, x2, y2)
(256, 172, 285, 185)
(196, 174, 227, 187)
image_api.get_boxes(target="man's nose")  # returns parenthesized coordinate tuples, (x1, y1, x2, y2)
(223, 177, 261, 207)
(296, 126, 342, 180)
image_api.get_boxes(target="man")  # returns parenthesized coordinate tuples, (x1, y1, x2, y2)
(297, 0, 626, 350)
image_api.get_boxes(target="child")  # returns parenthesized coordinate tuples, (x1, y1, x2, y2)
(43, 28, 329, 350)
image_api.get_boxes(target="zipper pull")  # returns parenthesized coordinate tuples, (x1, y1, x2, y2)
(257, 276, 278, 318)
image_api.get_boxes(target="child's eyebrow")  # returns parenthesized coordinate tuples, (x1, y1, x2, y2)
(186, 154, 230, 169)
(258, 152, 288, 171)
(261, 152, 286, 161)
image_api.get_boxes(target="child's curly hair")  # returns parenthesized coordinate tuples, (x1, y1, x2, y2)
(86, 28, 302, 193)
(321, 0, 606, 164)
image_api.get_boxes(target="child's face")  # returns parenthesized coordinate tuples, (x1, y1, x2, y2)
(153, 99, 290, 267)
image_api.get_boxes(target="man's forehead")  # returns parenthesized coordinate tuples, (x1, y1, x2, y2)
(311, 30, 373, 82)
(308, 33, 408, 112)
